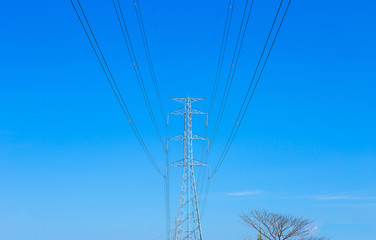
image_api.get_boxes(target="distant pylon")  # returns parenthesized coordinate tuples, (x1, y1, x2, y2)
(167, 97, 209, 240)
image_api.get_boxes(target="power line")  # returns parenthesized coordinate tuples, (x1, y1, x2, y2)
(198, 0, 236, 208)
(211, 0, 292, 177)
(209, 0, 255, 149)
(164, 126, 170, 240)
(207, 0, 236, 120)
(123, 2, 170, 236)
(113, 0, 166, 150)
(71, 0, 163, 177)
(132, 0, 166, 121)
(127, 2, 171, 237)
(198, 0, 255, 207)
(200, 0, 292, 213)
(200, 176, 211, 218)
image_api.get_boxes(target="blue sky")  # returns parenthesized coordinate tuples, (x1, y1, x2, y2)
(0, 0, 375, 240)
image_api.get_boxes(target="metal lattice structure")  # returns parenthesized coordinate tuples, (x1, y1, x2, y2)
(167, 97, 209, 240)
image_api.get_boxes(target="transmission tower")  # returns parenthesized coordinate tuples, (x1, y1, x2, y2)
(167, 97, 209, 240)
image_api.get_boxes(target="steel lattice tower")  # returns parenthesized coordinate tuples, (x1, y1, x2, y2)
(167, 97, 209, 240)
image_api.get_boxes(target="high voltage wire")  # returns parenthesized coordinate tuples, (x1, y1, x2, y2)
(132, 0, 167, 122)
(207, 0, 236, 120)
(164, 126, 170, 239)
(198, 0, 236, 208)
(199, 0, 236, 163)
(128, 2, 171, 233)
(211, 0, 292, 177)
(201, 0, 292, 215)
(71, 0, 292, 231)
(71, 0, 163, 177)
(113, 0, 166, 151)
(200, 175, 211, 218)
(128, 1, 170, 236)
(122, 1, 170, 237)
(199, 0, 255, 211)
(209, 0, 254, 148)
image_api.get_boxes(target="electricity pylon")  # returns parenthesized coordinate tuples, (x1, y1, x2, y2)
(167, 97, 209, 240)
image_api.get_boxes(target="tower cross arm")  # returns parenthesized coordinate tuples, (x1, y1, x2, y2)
(168, 134, 208, 141)
(169, 108, 186, 115)
(170, 97, 205, 104)
(191, 108, 207, 115)
(168, 134, 184, 141)
(168, 159, 210, 167)
(191, 134, 208, 141)
(168, 108, 207, 115)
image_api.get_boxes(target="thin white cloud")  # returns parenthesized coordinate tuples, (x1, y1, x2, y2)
(227, 190, 263, 196)
(310, 194, 376, 201)
(324, 203, 376, 207)
(311, 195, 361, 200)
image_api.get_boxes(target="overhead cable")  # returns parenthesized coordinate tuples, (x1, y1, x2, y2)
(199, 0, 255, 199)
(113, 0, 166, 150)
(207, 0, 236, 120)
(71, 0, 163, 177)
(211, 0, 292, 177)
(132, 0, 166, 122)
(198, 0, 236, 207)
(209, 0, 255, 150)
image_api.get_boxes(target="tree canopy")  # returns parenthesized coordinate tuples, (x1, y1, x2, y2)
(240, 210, 326, 240)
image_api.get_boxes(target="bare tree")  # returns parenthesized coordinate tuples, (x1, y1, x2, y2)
(240, 210, 327, 240)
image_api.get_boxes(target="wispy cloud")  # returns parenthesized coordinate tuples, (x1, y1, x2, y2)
(309, 194, 376, 201)
(227, 190, 263, 196)
(311, 195, 362, 200)
(323, 203, 376, 207)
